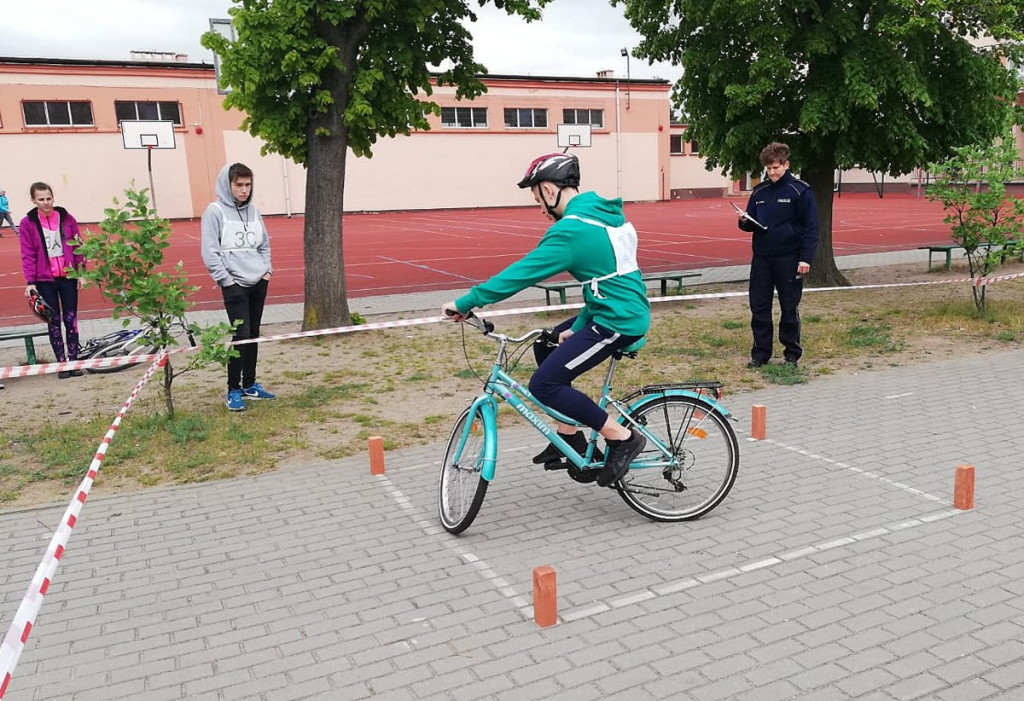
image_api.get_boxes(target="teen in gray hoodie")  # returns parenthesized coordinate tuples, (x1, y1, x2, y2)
(201, 163, 275, 411)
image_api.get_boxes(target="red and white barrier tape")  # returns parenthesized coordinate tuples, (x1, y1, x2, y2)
(3, 270, 1024, 379)
(228, 269, 1024, 345)
(0, 352, 167, 699)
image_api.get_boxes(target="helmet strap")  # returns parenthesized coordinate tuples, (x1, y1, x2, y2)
(541, 185, 565, 220)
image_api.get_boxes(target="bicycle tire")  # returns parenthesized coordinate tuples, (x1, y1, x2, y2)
(83, 337, 158, 374)
(438, 406, 490, 534)
(615, 395, 739, 522)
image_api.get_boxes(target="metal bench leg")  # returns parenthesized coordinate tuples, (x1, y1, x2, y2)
(558, 290, 567, 305)
(660, 280, 668, 297)
(944, 250, 952, 270)
(25, 338, 37, 365)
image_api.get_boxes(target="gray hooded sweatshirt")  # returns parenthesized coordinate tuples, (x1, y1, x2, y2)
(201, 165, 272, 288)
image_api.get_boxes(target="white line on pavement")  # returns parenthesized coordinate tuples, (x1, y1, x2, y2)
(559, 508, 965, 623)
(375, 474, 532, 615)
(748, 435, 951, 506)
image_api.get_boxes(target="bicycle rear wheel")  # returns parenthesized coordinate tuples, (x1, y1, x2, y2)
(438, 406, 490, 534)
(616, 395, 738, 522)
(83, 335, 157, 374)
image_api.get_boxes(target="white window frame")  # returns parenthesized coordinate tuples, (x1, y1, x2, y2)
(23, 100, 94, 127)
(115, 100, 183, 126)
(670, 135, 684, 155)
(441, 106, 488, 128)
(504, 107, 548, 129)
(562, 108, 604, 129)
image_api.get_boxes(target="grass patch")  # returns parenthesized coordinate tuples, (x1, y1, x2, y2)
(3, 273, 1024, 508)
(756, 363, 809, 386)
(846, 323, 896, 349)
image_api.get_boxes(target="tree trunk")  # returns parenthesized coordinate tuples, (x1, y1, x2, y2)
(802, 157, 849, 287)
(301, 18, 366, 331)
(302, 123, 351, 331)
(163, 360, 175, 419)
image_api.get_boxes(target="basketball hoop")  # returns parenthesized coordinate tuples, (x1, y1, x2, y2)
(120, 120, 176, 213)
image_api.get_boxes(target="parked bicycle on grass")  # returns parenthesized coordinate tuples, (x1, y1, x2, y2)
(79, 314, 196, 374)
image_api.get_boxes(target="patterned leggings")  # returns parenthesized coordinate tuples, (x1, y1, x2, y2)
(35, 278, 80, 362)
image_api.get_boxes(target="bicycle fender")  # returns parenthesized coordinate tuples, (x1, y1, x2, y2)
(467, 395, 500, 482)
(626, 390, 733, 421)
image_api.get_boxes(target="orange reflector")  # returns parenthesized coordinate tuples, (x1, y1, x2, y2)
(687, 427, 707, 439)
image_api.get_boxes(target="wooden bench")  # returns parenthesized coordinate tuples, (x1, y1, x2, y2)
(919, 244, 958, 271)
(534, 271, 702, 305)
(0, 329, 50, 364)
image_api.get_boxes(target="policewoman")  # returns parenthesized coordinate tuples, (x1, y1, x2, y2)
(737, 142, 819, 369)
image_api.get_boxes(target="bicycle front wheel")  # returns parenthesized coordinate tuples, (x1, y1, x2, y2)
(438, 406, 490, 534)
(616, 395, 739, 522)
(83, 336, 157, 374)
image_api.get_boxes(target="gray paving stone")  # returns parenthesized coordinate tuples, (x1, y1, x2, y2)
(4, 324, 1024, 699)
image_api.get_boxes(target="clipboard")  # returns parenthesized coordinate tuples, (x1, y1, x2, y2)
(732, 202, 767, 230)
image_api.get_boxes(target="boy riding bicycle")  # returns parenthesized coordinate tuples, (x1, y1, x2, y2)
(442, 153, 650, 487)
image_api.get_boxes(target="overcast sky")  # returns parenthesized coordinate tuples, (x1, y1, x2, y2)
(1, 0, 681, 82)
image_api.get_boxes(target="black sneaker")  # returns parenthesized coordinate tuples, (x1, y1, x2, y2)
(533, 431, 603, 468)
(746, 359, 768, 369)
(597, 430, 647, 487)
(58, 370, 72, 380)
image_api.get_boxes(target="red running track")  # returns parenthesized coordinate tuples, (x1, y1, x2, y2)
(0, 193, 950, 326)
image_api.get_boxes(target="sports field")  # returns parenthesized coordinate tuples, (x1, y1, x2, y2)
(0, 192, 950, 326)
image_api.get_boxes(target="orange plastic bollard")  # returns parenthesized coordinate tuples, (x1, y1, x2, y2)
(533, 565, 557, 627)
(369, 436, 385, 475)
(953, 464, 975, 510)
(751, 405, 766, 441)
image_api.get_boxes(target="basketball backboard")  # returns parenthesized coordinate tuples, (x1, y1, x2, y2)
(557, 123, 593, 148)
(120, 120, 176, 150)
(209, 17, 235, 95)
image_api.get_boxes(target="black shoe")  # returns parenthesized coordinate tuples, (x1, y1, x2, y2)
(69, 369, 84, 377)
(746, 359, 768, 369)
(597, 430, 647, 487)
(533, 440, 566, 465)
(58, 371, 72, 379)
(533, 431, 603, 468)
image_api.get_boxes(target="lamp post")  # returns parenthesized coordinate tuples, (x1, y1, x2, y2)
(620, 47, 631, 110)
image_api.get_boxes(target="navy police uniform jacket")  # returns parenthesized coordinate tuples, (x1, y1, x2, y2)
(738, 171, 819, 263)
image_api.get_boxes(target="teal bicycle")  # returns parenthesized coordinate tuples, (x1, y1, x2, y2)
(439, 313, 740, 534)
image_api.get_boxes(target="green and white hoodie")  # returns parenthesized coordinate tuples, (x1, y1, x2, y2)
(455, 191, 650, 339)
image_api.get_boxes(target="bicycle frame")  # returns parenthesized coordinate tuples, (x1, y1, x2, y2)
(451, 324, 733, 482)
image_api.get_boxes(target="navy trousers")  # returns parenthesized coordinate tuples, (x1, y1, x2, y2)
(530, 317, 642, 431)
(748, 250, 804, 363)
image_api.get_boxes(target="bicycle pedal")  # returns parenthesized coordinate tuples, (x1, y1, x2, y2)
(542, 460, 568, 471)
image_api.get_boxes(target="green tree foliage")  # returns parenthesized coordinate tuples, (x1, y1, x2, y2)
(615, 0, 1024, 285)
(927, 131, 1024, 313)
(202, 0, 549, 330)
(70, 188, 237, 418)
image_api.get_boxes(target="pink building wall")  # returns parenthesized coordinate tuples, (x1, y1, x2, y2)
(0, 57, 711, 222)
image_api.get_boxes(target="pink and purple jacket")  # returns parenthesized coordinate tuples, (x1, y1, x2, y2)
(19, 206, 85, 284)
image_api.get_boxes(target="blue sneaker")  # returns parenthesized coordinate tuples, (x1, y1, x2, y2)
(225, 388, 246, 411)
(242, 382, 276, 400)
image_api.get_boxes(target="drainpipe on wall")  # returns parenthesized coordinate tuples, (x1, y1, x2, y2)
(281, 155, 293, 217)
(615, 81, 622, 199)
